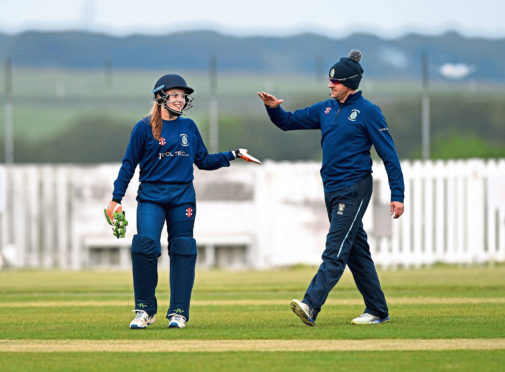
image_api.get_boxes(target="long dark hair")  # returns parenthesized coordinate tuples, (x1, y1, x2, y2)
(149, 102, 162, 141)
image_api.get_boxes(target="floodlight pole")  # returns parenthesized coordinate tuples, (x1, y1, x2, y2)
(4, 58, 14, 164)
(209, 54, 219, 153)
(421, 52, 430, 160)
(104, 57, 113, 87)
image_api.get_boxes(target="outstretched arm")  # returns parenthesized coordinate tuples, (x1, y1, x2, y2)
(258, 91, 322, 131)
(193, 125, 234, 170)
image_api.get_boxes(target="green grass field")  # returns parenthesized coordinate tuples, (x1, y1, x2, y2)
(0, 265, 505, 371)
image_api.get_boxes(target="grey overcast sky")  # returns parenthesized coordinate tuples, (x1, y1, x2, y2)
(1, 0, 504, 38)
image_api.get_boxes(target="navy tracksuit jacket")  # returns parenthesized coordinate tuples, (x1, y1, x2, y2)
(112, 116, 234, 320)
(265, 91, 404, 320)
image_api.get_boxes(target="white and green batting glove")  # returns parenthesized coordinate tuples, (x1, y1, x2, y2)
(104, 201, 128, 239)
(112, 211, 128, 239)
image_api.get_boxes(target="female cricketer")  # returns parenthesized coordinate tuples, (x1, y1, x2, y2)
(104, 74, 260, 329)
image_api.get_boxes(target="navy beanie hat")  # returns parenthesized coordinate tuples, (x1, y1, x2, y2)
(328, 49, 364, 90)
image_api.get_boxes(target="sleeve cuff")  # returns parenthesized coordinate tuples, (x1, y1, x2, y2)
(265, 105, 281, 112)
(226, 151, 235, 161)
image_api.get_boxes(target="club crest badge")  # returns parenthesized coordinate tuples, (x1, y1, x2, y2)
(337, 203, 346, 215)
(159, 137, 166, 146)
(330, 68, 335, 78)
(180, 134, 189, 147)
(348, 109, 360, 122)
(325, 107, 331, 115)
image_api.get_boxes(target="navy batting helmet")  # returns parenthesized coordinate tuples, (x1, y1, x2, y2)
(152, 74, 194, 116)
(153, 74, 194, 95)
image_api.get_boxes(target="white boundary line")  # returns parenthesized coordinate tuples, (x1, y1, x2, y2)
(1, 339, 505, 352)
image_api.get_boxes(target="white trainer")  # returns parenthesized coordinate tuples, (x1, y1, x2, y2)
(130, 310, 155, 329)
(351, 313, 390, 325)
(290, 299, 315, 326)
(168, 314, 186, 328)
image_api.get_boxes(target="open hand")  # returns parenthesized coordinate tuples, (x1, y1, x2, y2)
(257, 92, 284, 108)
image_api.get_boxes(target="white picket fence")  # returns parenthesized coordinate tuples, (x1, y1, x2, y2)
(0, 159, 504, 270)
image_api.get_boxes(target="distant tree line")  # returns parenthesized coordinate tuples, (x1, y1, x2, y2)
(1, 30, 505, 81)
(1, 94, 504, 163)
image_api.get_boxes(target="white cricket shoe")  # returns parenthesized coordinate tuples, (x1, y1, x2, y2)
(351, 313, 390, 325)
(290, 299, 315, 326)
(168, 314, 186, 328)
(130, 310, 155, 329)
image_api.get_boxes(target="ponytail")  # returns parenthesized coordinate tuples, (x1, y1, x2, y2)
(149, 102, 162, 141)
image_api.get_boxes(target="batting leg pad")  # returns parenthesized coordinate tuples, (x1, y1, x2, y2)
(168, 237, 197, 321)
(132, 234, 161, 257)
(169, 236, 197, 257)
(131, 234, 161, 315)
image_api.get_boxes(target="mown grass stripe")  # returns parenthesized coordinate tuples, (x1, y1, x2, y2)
(1, 339, 504, 352)
(1, 297, 504, 307)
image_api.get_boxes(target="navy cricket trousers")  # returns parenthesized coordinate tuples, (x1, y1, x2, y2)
(132, 182, 197, 321)
(303, 174, 388, 320)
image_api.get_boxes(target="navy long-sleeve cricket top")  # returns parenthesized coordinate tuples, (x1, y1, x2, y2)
(112, 116, 234, 202)
(266, 91, 404, 202)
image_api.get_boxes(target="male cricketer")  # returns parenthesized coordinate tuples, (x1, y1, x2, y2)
(258, 50, 405, 325)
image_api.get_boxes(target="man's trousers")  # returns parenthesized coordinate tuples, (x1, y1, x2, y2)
(303, 174, 388, 320)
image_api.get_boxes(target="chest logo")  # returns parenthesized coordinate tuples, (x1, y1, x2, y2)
(325, 107, 331, 115)
(159, 137, 166, 146)
(348, 109, 360, 122)
(180, 134, 189, 147)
